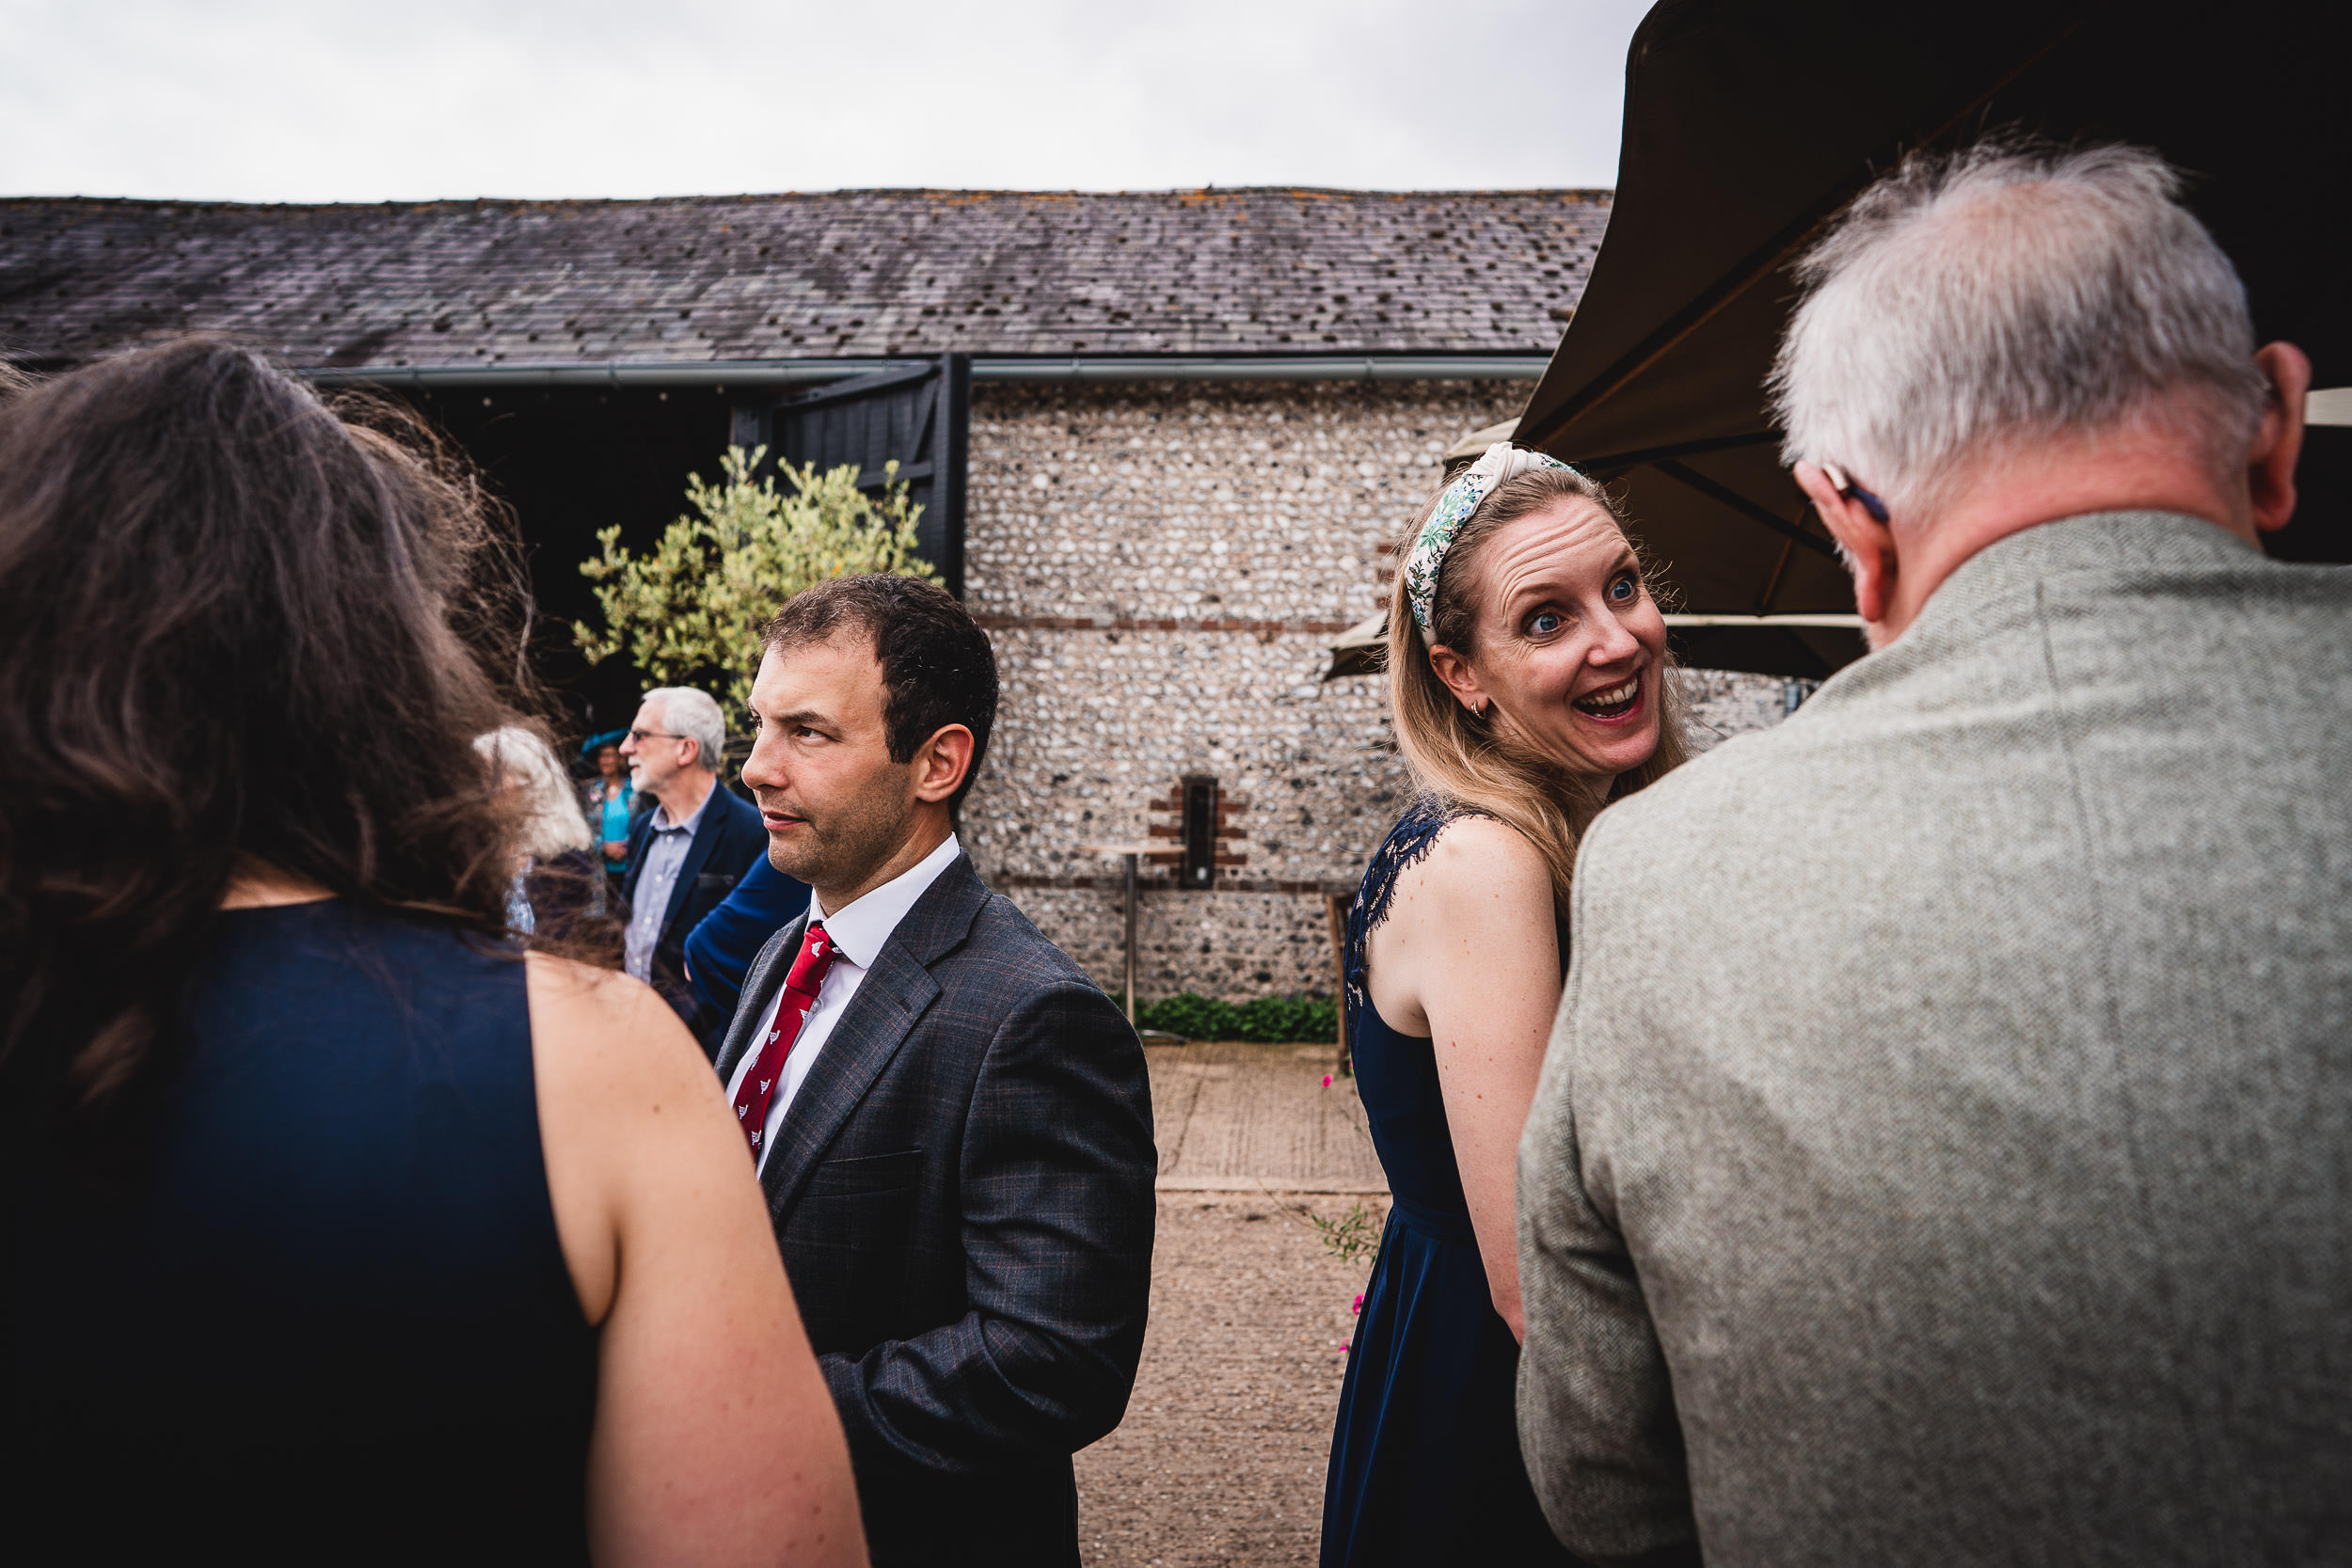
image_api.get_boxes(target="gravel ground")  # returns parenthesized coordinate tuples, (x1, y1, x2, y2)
(1074, 1192, 1389, 1567)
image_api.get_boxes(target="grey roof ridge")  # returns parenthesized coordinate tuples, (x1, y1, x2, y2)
(0, 186, 1613, 214)
(299, 351, 1553, 388)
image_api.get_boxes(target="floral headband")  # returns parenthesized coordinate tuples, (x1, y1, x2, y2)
(1403, 441, 1575, 636)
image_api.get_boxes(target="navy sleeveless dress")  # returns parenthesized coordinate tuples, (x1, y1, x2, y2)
(4, 901, 598, 1563)
(1322, 800, 1583, 1567)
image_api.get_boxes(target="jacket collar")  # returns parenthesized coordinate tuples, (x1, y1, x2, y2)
(1802, 510, 2265, 715)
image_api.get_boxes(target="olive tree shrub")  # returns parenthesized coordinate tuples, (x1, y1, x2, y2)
(574, 445, 938, 712)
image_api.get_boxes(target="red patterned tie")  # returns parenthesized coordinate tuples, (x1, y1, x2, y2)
(732, 921, 836, 1158)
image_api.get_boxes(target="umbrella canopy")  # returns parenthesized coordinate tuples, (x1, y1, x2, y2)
(1518, 0, 2352, 676)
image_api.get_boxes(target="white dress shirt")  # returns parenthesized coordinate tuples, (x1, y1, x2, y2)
(726, 832, 961, 1174)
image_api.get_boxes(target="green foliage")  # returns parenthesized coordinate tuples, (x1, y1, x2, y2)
(1135, 991, 1339, 1044)
(574, 445, 939, 712)
(1308, 1201, 1382, 1265)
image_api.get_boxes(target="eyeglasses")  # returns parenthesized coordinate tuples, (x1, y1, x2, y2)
(1819, 463, 1891, 524)
(626, 728, 687, 745)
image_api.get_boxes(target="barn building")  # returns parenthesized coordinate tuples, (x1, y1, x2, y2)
(0, 188, 1781, 1003)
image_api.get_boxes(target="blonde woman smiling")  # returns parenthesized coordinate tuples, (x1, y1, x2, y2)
(1321, 445, 1688, 1568)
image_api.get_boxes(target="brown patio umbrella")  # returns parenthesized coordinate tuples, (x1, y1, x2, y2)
(1518, 0, 2352, 677)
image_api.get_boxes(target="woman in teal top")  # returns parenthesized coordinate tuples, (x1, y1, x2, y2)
(580, 736, 636, 871)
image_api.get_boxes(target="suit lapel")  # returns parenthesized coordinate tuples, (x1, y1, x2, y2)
(660, 792, 732, 939)
(758, 942, 940, 1216)
(757, 855, 991, 1218)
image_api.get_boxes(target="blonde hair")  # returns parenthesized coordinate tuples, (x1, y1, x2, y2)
(474, 725, 593, 861)
(1385, 466, 1690, 911)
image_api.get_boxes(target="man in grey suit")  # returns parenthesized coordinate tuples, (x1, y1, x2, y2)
(1517, 140, 2351, 1564)
(713, 575, 1155, 1568)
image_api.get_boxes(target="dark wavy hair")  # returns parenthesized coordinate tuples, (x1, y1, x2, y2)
(0, 340, 529, 1131)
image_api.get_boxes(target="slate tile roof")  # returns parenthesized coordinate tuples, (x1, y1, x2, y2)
(0, 187, 1605, 369)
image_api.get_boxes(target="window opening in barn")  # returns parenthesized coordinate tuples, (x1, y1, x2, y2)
(1181, 775, 1219, 891)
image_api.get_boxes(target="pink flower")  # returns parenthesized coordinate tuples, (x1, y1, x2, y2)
(1336, 1341, 1351, 1355)
(1351, 1293, 1363, 1316)
(1321, 1073, 1334, 1088)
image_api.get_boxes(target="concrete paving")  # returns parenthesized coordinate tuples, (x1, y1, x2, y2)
(1073, 1042, 1394, 1565)
(1075, 1193, 1383, 1567)
(1146, 1041, 1389, 1196)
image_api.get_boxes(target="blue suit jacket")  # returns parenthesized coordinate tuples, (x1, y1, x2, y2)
(683, 853, 810, 1022)
(619, 783, 766, 1046)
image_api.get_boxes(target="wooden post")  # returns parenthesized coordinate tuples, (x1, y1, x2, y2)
(1121, 850, 1139, 1025)
(1325, 893, 1352, 1078)
(1079, 841, 1157, 1031)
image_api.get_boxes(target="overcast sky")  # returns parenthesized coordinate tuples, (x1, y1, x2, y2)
(0, 0, 1650, 203)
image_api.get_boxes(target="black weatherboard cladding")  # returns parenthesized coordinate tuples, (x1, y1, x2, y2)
(732, 356, 972, 597)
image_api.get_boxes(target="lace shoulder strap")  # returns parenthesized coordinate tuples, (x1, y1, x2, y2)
(1343, 797, 1485, 1008)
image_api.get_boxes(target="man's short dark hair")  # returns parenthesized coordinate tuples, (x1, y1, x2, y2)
(761, 574, 999, 808)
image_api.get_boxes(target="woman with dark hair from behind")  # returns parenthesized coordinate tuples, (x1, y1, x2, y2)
(0, 341, 866, 1567)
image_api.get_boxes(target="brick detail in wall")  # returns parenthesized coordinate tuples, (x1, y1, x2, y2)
(1140, 784, 1248, 870)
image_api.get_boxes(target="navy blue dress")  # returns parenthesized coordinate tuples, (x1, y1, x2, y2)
(1322, 800, 1583, 1567)
(4, 901, 598, 1563)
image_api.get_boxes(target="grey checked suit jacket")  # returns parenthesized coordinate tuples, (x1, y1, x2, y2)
(1518, 514, 2352, 1565)
(715, 852, 1155, 1568)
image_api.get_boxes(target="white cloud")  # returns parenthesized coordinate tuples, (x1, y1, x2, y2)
(0, 0, 1647, 200)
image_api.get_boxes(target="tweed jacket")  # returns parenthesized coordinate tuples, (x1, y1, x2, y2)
(714, 851, 1155, 1568)
(1517, 514, 2352, 1566)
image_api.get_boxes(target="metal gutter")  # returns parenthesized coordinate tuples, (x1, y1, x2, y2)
(303, 359, 893, 389)
(299, 354, 1549, 390)
(973, 355, 1547, 383)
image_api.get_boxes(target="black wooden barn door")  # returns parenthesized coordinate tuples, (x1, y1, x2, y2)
(730, 354, 971, 596)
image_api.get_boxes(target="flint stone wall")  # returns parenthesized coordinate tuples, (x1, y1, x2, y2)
(955, 380, 1790, 1003)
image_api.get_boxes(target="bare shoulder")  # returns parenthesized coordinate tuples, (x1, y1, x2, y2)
(525, 953, 739, 1325)
(1394, 814, 1553, 926)
(1369, 811, 1563, 1042)
(524, 956, 726, 1157)
(525, 954, 709, 1087)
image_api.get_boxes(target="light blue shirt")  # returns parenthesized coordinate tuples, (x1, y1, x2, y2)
(623, 786, 711, 981)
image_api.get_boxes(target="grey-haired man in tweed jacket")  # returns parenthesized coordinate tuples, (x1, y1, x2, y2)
(716, 575, 1154, 1568)
(1518, 141, 2352, 1565)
